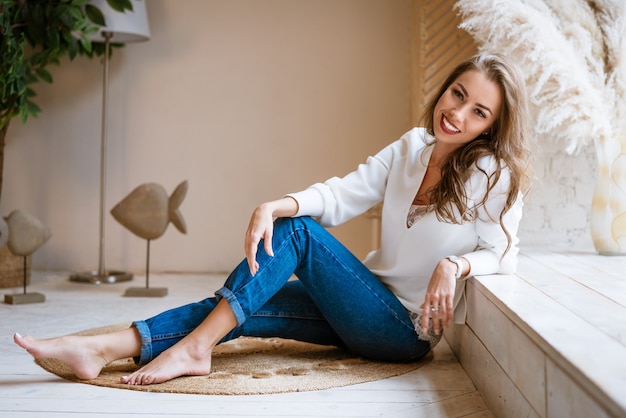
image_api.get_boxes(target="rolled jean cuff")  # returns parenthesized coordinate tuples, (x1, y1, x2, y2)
(215, 286, 246, 326)
(131, 320, 153, 366)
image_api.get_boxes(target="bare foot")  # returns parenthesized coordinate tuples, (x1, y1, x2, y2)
(13, 332, 109, 380)
(120, 335, 213, 385)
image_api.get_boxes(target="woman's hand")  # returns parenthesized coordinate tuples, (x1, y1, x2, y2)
(420, 258, 463, 335)
(244, 204, 275, 276)
(244, 197, 299, 276)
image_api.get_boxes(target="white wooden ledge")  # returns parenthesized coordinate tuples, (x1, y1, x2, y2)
(445, 249, 626, 418)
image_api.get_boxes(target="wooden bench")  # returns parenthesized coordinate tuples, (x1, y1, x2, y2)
(445, 249, 626, 418)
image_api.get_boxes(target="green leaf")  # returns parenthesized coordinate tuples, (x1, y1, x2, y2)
(68, 37, 79, 60)
(60, 27, 73, 43)
(35, 68, 53, 84)
(67, 5, 87, 24)
(46, 27, 61, 50)
(80, 35, 93, 54)
(26, 100, 42, 117)
(85, 4, 105, 26)
(82, 26, 99, 36)
(15, 79, 25, 96)
(92, 42, 106, 56)
(19, 111, 29, 124)
(107, 0, 134, 12)
(23, 73, 37, 85)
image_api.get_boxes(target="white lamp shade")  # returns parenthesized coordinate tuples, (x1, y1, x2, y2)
(88, 0, 150, 43)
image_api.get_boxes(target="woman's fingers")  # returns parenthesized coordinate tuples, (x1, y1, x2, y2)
(445, 298, 454, 324)
(246, 228, 273, 276)
(244, 223, 263, 275)
(421, 295, 454, 335)
(437, 296, 455, 333)
(244, 209, 274, 276)
(244, 236, 260, 276)
(263, 228, 274, 257)
(431, 303, 442, 335)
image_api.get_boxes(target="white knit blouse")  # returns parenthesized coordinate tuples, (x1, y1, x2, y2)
(287, 127, 523, 323)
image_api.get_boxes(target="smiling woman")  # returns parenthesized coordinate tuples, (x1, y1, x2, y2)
(14, 53, 532, 389)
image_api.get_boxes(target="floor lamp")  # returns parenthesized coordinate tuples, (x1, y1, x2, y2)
(70, 0, 150, 284)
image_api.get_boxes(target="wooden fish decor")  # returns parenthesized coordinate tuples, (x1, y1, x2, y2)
(5, 210, 52, 256)
(110, 181, 189, 298)
(111, 180, 188, 240)
(3, 210, 50, 304)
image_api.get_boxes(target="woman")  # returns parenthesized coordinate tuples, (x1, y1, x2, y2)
(14, 53, 531, 386)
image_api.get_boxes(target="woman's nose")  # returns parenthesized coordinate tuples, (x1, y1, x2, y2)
(449, 108, 464, 123)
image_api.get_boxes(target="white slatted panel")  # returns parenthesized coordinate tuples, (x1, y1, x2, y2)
(411, 0, 477, 125)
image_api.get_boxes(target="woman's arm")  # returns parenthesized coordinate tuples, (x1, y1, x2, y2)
(462, 166, 522, 276)
(242, 133, 403, 276)
(287, 130, 424, 227)
(421, 160, 522, 334)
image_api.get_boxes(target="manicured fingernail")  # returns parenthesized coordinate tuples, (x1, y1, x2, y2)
(15, 332, 22, 338)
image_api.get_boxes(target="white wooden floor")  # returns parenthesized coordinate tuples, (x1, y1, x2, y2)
(0, 272, 492, 418)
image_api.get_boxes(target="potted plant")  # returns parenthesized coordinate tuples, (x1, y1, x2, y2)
(0, 0, 133, 287)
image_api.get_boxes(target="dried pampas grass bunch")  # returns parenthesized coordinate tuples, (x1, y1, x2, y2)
(454, 0, 626, 253)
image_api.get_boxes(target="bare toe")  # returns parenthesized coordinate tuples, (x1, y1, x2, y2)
(120, 342, 212, 385)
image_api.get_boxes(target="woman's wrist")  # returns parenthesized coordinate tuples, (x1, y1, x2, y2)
(261, 197, 299, 219)
(444, 255, 469, 279)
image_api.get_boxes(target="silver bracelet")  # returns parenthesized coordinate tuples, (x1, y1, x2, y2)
(446, 255, 463, 280)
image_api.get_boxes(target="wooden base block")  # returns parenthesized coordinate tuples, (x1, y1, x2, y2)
(5, 292, 46, 305)
(123, 287, 168, 297)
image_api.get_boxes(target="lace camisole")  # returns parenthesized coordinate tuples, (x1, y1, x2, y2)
(407, 204, 432, 228)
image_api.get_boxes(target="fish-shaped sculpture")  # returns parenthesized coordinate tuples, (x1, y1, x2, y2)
(4, 210, 52, 256)
(110, 180, 188, 240)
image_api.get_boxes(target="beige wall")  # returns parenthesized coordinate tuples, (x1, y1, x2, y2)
(0, 0, 412, 273)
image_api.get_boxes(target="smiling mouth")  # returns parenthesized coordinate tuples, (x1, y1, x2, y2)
(441, 115, 460, 134)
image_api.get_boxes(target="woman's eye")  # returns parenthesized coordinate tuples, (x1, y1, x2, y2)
(475, 109, 486, 118)
(453, 89, 463, 99)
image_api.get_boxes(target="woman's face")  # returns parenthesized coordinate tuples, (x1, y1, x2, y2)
(433, 69, 502, 149)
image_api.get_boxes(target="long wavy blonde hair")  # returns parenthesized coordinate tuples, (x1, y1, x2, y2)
(421, 53, 532, 254)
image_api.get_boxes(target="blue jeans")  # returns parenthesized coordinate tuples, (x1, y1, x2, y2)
(132, 217, 430, 365)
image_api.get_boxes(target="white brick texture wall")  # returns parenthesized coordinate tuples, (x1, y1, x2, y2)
(518, 137, 597, 250)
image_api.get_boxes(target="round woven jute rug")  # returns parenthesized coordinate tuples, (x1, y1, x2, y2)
(35, 323, 430, 395)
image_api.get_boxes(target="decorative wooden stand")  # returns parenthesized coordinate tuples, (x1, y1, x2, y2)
(4, 256, 45, 304)
(124, 240, 167, 297)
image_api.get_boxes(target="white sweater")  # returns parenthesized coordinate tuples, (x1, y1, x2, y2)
(288, 127, 522, 320)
